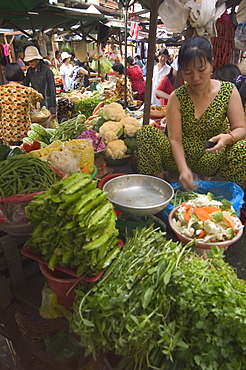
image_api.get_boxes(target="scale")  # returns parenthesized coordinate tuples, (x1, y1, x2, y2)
(116, 213, 166, 241)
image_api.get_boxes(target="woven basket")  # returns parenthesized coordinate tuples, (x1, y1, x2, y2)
(15, 310, 60, 340)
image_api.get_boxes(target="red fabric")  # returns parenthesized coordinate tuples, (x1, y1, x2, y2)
(127, 65, 145, 98)
(156, 75, 175, 105)
(130, 22, 142, 40)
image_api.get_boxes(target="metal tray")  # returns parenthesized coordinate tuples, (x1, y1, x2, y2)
(103, 174, 174, 216)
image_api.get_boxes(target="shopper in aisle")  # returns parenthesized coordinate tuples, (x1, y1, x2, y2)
(23, 46, 57, 118)
(134, 54, 143, 69)
(16, 52, 25, 68)
(155, 57, 181, 106)
(55, 50, 62, 70)
(0, 63, 43, 145)
(60, 52, 73, 92)
(151, 49, 171, 105)
(213, 63, 246, 107)
(155, 67, 177, 106)
(71, 60, 98, 90)
(137, 36, 246, 189)
(126, 56, 145, 101)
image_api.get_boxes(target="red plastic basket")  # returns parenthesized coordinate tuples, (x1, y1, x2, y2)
(98, 173, 126, 216)
(22, 239, 124, 280)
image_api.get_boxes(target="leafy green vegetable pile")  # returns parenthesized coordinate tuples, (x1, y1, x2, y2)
(74, 92, 103, 118)
(71, 227, 246, 370)
(25, 171, 119, 274)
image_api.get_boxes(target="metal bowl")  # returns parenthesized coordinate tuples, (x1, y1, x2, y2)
(103, 174, 174, 216)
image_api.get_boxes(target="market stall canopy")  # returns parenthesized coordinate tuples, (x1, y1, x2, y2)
(0, 0, 41, 13)
(0, 2, 108, 35)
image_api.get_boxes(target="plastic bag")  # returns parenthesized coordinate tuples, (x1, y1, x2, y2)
(39, 283, 72, 320)
(74, 40, 88, 62)
(158, 0, 190, 33)
(48, 148, 81, 175)
(88, 45, 104, 61)
(0, 191, 45, 223)
(235, 23, 246, 51)
(91, 57, 112, 76)
(164, 180, 245, 217)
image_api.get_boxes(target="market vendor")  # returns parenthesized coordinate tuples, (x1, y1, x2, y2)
(71, 60, 98, 90)
(105, 62, 133, 106)
(23, 46, 57, 118)
(137, 36, 246, 189)
(0, 63, 43, 146)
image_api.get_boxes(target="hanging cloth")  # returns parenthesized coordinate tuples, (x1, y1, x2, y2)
(130, 22, 142, 40)
(33, 31, 49, 57)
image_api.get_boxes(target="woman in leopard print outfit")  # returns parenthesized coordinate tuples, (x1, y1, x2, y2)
(137, 37, 246, 189)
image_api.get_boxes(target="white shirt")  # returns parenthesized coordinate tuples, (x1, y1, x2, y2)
(60, 63, 73, 91)
(151, 63, 171, 105)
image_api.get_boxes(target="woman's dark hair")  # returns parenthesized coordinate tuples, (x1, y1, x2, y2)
(135, 55, 141, 60)
(55, 50, 60, 56)
(213, 64, 240, 82)
(178, 36, 213, 71)
(213, 63, 246, 106)
(112, 62, 124, 75)
(5, 63, 24, 82)
(167, 67, 175, 85)
(75, 59, 85, 67)
(158, 49, 169, 57)
(127, 56, 135, 66)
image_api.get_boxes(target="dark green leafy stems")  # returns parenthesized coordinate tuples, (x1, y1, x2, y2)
(71, 227, 246, 370)
(25, 171, 119, 275)
(0, 155, 61, 197)
(74, 92, 103, 119)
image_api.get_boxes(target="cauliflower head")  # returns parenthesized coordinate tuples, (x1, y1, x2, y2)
(99, 121, 123, 143)
(120, 116, 142, 137)
(203, 220, 221, 234)
(105, 139, 127, 159)
(102, 102, 126, 121)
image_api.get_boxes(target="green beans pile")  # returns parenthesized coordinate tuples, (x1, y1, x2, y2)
(0, 155, 61, 198)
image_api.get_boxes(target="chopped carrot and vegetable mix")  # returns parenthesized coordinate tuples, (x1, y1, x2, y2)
(172, 193, 243, 242)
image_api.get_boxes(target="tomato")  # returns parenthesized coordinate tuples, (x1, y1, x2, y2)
(31, 140, 41, 150)
(20, 143, 32, 153)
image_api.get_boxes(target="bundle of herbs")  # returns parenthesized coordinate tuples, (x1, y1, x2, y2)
(71, 227, 246, 370)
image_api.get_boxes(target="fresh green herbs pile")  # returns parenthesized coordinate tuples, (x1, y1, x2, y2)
(170, 189, 200, 206)
(71, 227, 246, 370)
(74, 92, 103, 118)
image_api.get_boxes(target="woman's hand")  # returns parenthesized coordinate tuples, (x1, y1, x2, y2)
(205, 133, 232, 153)
(179, 167, 196, 190)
